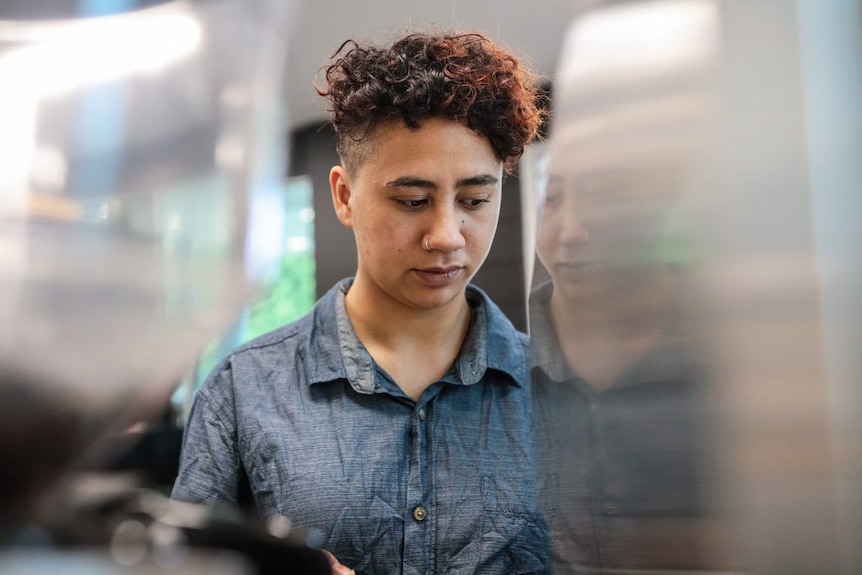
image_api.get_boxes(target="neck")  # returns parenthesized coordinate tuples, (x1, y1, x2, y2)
(344, 276, 473, 400)
(345, 278, 471, 346)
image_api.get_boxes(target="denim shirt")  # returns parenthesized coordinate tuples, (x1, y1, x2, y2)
(172, 279, 549, 575)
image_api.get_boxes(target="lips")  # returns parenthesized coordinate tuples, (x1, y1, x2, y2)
(554, 260, 599, 280)
(413, 266, 463, 286)
(557, 261, 593, 270)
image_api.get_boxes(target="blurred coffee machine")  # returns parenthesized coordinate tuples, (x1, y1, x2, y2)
(0, 1, 329, 573)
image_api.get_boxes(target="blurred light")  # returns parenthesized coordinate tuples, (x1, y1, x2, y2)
(286, 236, 309, 253)
(167, 213, 183, 232)
(149, 522, 188, 569)
(559, 0, 718, 86)
(215, 137, 246, 169)
(266, 515, 293, 538)
(245, 184, 286, 281)
(299, 207, 315, 223)
(220, 84, 250, 108)
(110, 519, 148, 566)
(29, 146, 68, 191)
(0, 10, 201, 98)
(0, 5, 202, 221)
(0, 94, 36, 218)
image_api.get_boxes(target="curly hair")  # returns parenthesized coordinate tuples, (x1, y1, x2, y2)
(315, 29, 548, 175)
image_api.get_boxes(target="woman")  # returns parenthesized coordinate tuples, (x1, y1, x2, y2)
(173, 29, 549, 574)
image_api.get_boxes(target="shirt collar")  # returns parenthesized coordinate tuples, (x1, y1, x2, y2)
(529, 280, 574, 382)
(529, 279, 700, 388)
(305, 278, 528, 393)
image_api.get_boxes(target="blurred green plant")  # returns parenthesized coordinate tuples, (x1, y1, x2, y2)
(245, 252, 315, 341)
(174, 176, 316, 405)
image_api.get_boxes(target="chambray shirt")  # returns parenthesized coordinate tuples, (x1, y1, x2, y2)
(172, 279, 549, 575)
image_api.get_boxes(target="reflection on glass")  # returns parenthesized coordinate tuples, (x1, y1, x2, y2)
(697, 2, 862, 573)
(530, 0, 723, 572)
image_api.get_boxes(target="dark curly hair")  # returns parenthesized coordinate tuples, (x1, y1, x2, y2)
(315, 29, 548, 175)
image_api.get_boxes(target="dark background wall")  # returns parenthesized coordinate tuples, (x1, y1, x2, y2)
(288, 123, 528, 332)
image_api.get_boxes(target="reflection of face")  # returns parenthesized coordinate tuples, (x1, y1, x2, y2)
(331, 117, 502, 312)
(536, 150, 679, 306)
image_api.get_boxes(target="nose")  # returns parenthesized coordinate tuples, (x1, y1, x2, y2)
(425, 204, 466, 253)
(557, 210, 590, 247)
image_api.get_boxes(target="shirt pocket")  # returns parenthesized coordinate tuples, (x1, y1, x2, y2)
(476, 475, 549, 574)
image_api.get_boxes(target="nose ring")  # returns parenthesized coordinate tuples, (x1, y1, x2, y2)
(424, 238, 433, 252)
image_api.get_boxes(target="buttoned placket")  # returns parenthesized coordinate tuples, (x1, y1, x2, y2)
(403, 397, 433, 575)
(587, 396, 610, 568)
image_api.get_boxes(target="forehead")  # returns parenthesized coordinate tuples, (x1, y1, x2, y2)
(551, 95, 706, 172)
(546, 98, 709, 212)
(348, 118, 501, 181)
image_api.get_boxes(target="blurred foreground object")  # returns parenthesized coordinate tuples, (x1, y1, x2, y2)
(531, 0, 725, 572)
(534, 0, 862, 573)
(697, 1, 862, 573)
(0, 1, 329, 572)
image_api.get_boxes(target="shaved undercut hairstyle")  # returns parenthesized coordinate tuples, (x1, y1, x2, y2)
(315, 29, 548, 176)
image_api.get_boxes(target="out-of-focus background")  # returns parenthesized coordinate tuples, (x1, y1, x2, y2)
(1, 1, 860, 574)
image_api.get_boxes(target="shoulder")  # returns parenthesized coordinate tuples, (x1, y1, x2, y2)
(197, 280, 347, 397)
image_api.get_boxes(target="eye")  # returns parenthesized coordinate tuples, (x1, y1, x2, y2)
(397, 198, 428, 209)
(462, 198, 490, 209)
(543, 191, 561, 208)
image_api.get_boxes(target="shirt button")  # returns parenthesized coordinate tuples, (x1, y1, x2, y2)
(412, 506, 427, 522)
(418, 408, 426, 421)
(602, 501, 619, 515)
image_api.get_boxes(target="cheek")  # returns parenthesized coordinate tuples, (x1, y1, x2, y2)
(362, 219, 411, 257)
(535, 211, 560, 250)
(465, 212, 499, 247)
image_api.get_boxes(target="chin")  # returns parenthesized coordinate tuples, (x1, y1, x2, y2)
(406, 285, 465, 310)
(553, 278, 606, 305)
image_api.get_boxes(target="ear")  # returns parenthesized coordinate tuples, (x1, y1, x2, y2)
(330, 165, 354, 229)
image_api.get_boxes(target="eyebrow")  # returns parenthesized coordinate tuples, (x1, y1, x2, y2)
(384, 174, 500, 189)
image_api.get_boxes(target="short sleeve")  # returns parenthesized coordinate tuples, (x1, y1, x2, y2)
(171, 363, 241, 505)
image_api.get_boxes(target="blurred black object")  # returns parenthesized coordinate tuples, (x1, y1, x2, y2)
(0, 368, 100, 536)
(0, 369, 330, 574)
(6, 474, 331, 575)
(103, 407, 185, 491)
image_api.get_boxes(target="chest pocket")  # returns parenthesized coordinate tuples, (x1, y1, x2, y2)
(468, 475, 549, 574)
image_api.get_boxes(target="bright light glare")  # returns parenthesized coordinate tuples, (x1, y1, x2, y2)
(559, 0, 718, 85)
(0, 94, 37, 218)
(0, 8, 202, 219)
(0, 13, 201, 98)
(298, 208, 315, 223)
(286, 236, 310, 253)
